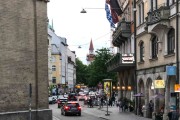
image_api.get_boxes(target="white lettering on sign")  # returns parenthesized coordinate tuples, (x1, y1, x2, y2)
(122, 54, 134, 63)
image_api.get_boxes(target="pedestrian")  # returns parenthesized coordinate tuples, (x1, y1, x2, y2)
(100, 97, 104, 108)
(149, 100, 154, 118)
(118, 100, 122, 112)
(109, 98, 112, 107)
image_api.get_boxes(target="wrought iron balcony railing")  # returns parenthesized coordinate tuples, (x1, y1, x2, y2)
(146, 3, 170, 25)
(112, 18, 131, 47)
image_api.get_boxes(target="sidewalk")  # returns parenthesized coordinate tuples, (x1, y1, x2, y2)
(83, 105, 152, 120)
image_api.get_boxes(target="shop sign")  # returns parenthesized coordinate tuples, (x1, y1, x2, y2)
(174, 84, 180, 92)
(166, 66, 176, 76)
(122, 54, 134, 63)
(154, 80, 165, 88)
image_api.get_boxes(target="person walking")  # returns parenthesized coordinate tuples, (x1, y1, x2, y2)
(118, 100, 122, 112)
(149, 100, 154, 118)
(100, 97, 104, 108)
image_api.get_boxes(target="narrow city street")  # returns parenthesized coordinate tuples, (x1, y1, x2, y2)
(49, 101, 152, 120)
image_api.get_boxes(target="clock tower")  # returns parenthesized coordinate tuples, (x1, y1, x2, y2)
(86, 39, 95, 65)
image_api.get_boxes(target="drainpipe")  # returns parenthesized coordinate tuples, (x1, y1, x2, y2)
(33, 0, 39, 119)
(133, 0, 137, 115)
(176, 0, 179, 112)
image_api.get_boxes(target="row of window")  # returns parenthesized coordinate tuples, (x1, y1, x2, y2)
(139, 28, 175, 62)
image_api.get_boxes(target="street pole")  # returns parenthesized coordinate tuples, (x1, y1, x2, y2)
(29, 83, 32, 120)
(105, 96, 110, 116)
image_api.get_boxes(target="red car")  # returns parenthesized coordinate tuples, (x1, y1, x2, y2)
(61, 101, 81, 116)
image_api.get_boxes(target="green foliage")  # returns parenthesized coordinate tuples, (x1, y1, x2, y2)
(75, 48, 117, 87)
(87, 48, 117, 87)
(76, 58, 88, 84)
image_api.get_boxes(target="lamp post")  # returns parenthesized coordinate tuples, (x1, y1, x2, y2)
(80, 8, 105, 13)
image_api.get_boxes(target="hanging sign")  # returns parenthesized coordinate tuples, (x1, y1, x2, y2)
(166, 66, 176, 76)
(154, 80, 165, 88)
(174, 84, 180, 92)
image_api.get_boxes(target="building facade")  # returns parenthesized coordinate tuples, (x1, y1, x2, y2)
(0, 0, 52, 119)
(136, 0, 180, 119)
(106, 0, 136, 106)
(48, 27, 76, 93)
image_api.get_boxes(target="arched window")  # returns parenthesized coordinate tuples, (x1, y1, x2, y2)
(140, 42, 144, 62)
(167, 28, 175, 54)
(152, 36, 158, 58)
(52, 65, 56, 71)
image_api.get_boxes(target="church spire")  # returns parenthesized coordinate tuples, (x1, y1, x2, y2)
(89, 39, 94, 54)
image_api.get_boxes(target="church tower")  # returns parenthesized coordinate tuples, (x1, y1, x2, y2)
(86, 39, 95, 65)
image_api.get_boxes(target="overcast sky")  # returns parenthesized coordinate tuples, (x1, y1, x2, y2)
(47, 0, 112, 64)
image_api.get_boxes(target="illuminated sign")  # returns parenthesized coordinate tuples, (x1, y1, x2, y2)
(154, 80, 165, 88)
(166, 66, 176, 76)
(174, 84, 180, 92)
(122, 54, 134, 63)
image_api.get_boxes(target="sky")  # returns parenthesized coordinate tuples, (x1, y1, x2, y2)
(47, 0, 113, 64)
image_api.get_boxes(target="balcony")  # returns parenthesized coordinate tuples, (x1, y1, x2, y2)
(112, 18, 131, 47)
(145, 4, 170, 26)
(106, 53, 135, 72)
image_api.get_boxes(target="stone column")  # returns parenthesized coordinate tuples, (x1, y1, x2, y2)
(163, 77, 169, 120)
(144, 85, 149, 117)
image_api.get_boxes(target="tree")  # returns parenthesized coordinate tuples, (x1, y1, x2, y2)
(87, 48, 117, 87)
(76, 58, 88, 85)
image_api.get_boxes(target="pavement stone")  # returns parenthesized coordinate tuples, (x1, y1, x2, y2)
(83, 105, 152, 120)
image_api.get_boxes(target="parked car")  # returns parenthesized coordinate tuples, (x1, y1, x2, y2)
(61, 101, 81, 116)
(49, 96, 56, 104)
(57, 95, 68, 108)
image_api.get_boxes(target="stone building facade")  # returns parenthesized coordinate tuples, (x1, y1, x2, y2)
(106, 0, 136, 104)
(0, 0, 52, 120)
(136, 0, 180, 119)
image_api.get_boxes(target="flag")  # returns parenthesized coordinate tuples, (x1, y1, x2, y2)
(106, 0, 123, 24)
(105, 3, 115, 28)
(109, 0, 123, 16)
(110, 9, 119, 24)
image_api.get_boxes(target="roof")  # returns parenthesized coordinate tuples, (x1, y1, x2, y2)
(89, 39, 94, 50)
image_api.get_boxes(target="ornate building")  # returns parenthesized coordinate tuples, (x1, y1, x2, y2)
(86, 39, 95, 65)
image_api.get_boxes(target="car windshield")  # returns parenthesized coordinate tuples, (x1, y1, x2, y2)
(67, 103, 79, 107)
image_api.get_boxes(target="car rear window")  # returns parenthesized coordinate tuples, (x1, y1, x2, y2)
(67, 103, 79, 107)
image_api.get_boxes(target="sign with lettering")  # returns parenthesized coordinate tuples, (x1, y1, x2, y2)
(122, 54, 134, 63)
(154, 80, 165, 88)
(174, 84, 180, 92)
(166, 66, 176, 76)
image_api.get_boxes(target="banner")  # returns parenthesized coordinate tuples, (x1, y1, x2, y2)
(104, 81, 111, 97)
(154, 80, 165, 88)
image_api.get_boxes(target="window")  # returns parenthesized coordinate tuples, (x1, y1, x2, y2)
(169, 0, 175, 6)
(52, 77, 56, 83)
(138, 2, 145, 25)
(140, 42, 144, 62)
(151, 0, 157, 11)
(142, 2, 144, 23)
(52, 65, 56, 71)
(152, 36, 158, 58)
(138, 4, 141, 25)
(167, 28, 175, 54)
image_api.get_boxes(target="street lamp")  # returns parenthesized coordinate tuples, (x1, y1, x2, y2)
(80, 8, 104, 13)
